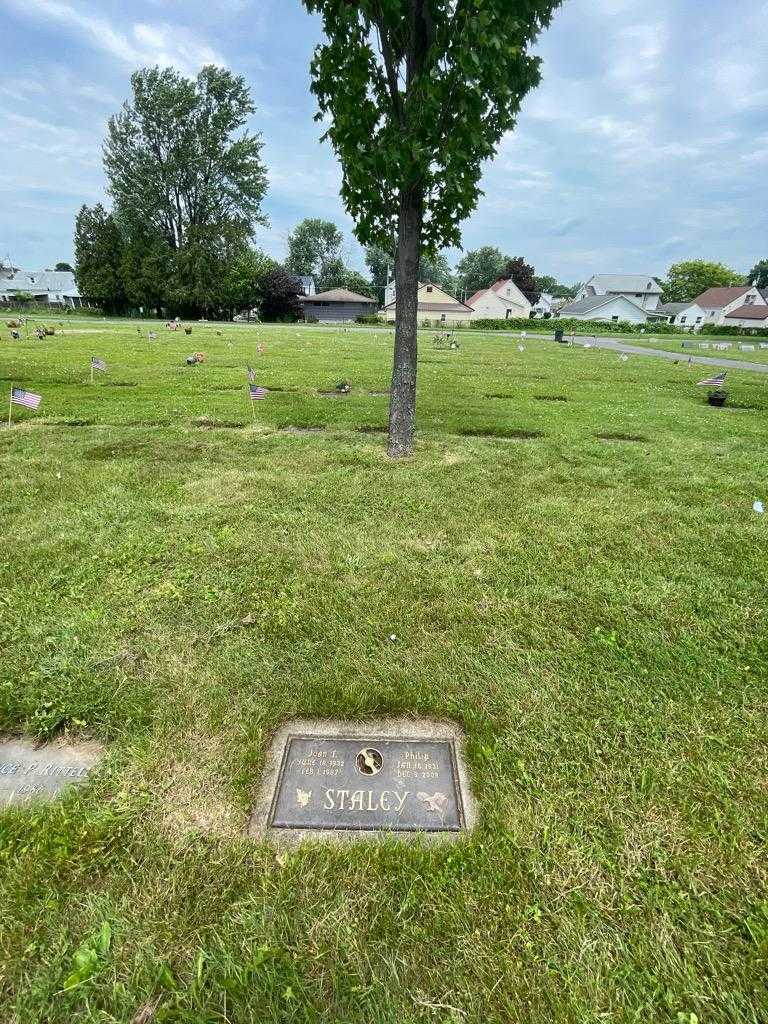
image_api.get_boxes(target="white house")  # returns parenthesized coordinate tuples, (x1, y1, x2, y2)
(577, 274, 663, 311)
(655, 301, 707, 329)
(0, 269, 83, 308)
(531, 292, 555, 317)
(383, 281, 473, 324)
(466, 278, 532, 319)
(557, 293, 653, 324)
(723, 304, 768, 329)
(694, 286, 765, 325)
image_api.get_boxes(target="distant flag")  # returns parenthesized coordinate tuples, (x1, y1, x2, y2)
(247, 365, 256, 383)
(256, 344, 265, 354)
(249, 384, 268, 401)
(148, 331, 157, 341)
(619, 354, 629, 363)
(91, 356, 107, 372)
(517, 344, 525, 352)
(10, 387, 42, 410)
(697, 372, 726, 387)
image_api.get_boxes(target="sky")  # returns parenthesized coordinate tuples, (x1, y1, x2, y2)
(1, 0, 766, 286)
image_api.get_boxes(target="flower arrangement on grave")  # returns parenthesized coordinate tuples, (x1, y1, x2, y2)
(335, 379, 351, 393)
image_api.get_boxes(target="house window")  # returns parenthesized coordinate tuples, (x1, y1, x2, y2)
(695, 317, 702, 323)
(440, 313, 446, 321)
(745, 295, 754, 304)
(426, 285, 433, 292)
(611, 316, 619, 322)
(680, 316, 687, 323)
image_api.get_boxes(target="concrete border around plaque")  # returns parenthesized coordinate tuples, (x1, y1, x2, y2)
(0, 736, 103, 808)
(248, 718, 476, 844)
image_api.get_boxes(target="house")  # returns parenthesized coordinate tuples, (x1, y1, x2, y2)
(0, 269, 84, 308)
(723, 304, 768, 329)
(466, 278, 532, 319)
(300, 287, 377, 323)
(383, 281, 474, 325)
(557, 293, 653, 324)
(693, 286, 765, 325)
(577, 274, 663, 311)
(655, 301, 707, 330)
(531, 292, 555, 317)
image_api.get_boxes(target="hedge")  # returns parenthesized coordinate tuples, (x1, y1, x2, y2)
(699, 322, 768, 337)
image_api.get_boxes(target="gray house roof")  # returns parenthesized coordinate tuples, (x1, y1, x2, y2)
(1, 270, 78, 295)
(656, 302, 694, 314)
(560, 294, 644, 316)
(301, 288, 376, 304)
(585, 274, 662, 295)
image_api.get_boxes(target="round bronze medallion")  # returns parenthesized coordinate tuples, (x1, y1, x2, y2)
(356, 747, 383, 776)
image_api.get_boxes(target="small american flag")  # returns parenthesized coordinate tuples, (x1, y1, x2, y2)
(247, 365, 256, 383)
(11, 387, 42, 410)
(249, 384, 268, 401)
(697, 372, 726, 387)
(91, 356, 107, 371)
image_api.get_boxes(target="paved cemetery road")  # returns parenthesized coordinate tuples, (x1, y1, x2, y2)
(568, 336, 768, 374)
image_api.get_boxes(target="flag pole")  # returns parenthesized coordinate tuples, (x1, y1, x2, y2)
(90, 358, 94, 385)
(248, 387, 256, 424)
(7, 387, 13, 428)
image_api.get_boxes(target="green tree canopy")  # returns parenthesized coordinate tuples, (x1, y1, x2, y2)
(105, 65, 266, 250)
(662, 260, 745, 303)
(747, 259, 768, 290)
(74, 203, 126, 312)
(456, 247, 507, 298)
(259, 266, 304, 321)
(303, 0, 562, 456)
(287, 218, 343, 280)
(533, 274, 578, 299)
(503, 256, 538, 303)
(54, 262, 74, 273)
(365, 244, 454, 298)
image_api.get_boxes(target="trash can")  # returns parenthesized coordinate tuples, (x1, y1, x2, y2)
(555, 328, 565, 343)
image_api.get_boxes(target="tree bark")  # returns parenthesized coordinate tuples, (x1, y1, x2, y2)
(388, 189, 423, 458)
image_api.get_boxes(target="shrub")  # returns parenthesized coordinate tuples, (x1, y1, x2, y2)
(699, 323, 768, 337)
(355, 314, 381, 325)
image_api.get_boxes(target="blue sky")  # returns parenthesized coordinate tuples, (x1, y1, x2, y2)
(1, 0, 766, 285)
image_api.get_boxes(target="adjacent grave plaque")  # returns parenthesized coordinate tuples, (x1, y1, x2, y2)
(250, 719, 474, 842)
(0, 738, 102, 807)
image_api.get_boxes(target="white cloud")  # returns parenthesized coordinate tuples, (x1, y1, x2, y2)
(4, 0, 225, 76)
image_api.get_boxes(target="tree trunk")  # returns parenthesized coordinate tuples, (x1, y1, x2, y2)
(388, 189, 423, 458)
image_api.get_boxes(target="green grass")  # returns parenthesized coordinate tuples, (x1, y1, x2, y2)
(1, 322, 766, 1023)
(614, 334, 768, 364)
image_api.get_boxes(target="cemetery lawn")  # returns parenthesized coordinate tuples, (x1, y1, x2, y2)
(1, 322, 766, 1024)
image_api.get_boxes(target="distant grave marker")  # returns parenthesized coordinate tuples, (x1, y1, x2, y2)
(0, 738, 102, 806)
(249, 719, 474, 843)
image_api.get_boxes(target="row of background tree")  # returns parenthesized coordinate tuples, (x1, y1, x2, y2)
(75, 201, 768, 321)
(74, 203, 579, 319)
(70, 64, 766, 320)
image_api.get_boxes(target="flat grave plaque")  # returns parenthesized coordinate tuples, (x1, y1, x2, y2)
(0, 738, 102, 807)
(268, 733, 466, 833)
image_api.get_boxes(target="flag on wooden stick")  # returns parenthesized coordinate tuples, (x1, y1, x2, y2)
(10, 387, 41, 410)
(91, 356, 107, 372)
(249, 385, 268, 401)
(8, 386, 41, 426)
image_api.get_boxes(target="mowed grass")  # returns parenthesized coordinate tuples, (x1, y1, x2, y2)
(0, 322, 766, 1024)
